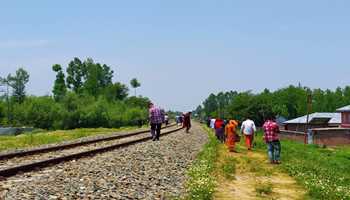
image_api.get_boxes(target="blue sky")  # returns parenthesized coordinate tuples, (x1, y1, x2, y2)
(1, 1, 350, 111)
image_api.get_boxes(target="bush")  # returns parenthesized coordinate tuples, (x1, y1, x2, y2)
(5, 94, 149, 130)
(12, 96, 61, 129)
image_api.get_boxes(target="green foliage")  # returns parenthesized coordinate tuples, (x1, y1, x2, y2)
(0, 58, 145, 130)
(83, 58, 113, 97)
(0, 100, 5, 123)
(12, 96, 61, 129)
(130, 78, 141, 96)
(52, 64, 67, 101)
(66, 57, 85, 93)
(221, 156, 236, 179)
(104, 82, 129, 101)
(7, 68, 30, 104)
(199, 85, 350, 125)
(255, 182, 273, 196)
(185, 126, 219, 200)
(280, 142, 350, 200)
(0, 94, 149, 130)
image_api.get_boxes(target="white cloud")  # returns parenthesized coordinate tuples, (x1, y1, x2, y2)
(0, 39, 50, 48)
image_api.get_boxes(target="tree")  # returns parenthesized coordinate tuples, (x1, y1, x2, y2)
(104, 82, 129, 101)
(83, 58, 114, 97)
(66, 57, 85, 93)
(52, 64, 67, 101)
(7, 68, 30, 104)
(130, 78, 141, 96)
(100, 64, 113, 88)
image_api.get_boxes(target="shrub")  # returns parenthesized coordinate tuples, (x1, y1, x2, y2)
(4, 93, 149, 130)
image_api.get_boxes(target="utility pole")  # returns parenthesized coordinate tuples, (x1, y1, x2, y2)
(305, 92, 312, 144)
(306, 93, 312, 130)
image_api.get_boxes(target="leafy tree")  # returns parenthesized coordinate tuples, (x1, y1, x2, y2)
(199, 84, 350, 126)
(100, 64, 113, 87)
(104, 82, 129, 101)
(7, 68, 30, 104)
(66, 57, 85, 93)
(52, 64, 67, 101)
(130, 78, 141, 96)
(83, 58, 114, 97)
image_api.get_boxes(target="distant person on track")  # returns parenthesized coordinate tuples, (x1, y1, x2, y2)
(183, 112, 192, 133)
(214, 118, 225, 143)
(241, 118, 257, 150)
(164, 114, 169, 126)
(263, 116, 281, 164)
(225, 120, 239, 152)
(179, 114, 184, 126)
(175, 115, 180, 126)
(148, 102, 164, 141)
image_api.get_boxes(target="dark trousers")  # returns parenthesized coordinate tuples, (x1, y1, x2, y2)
(215, 128, 225, 143)
(151, 123, 162, 140)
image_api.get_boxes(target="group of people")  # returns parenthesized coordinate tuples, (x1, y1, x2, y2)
(148, 102, 192, 141)
(208, 116, 281, 164)
(175, 113, 192, 132)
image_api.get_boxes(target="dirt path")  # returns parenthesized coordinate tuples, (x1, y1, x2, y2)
(214, 142, 307, 200)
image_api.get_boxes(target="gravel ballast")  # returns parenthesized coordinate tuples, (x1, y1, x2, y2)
(1, 122, 208, 199)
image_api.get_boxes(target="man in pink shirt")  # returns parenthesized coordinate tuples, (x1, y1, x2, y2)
(263, 115, 281, 164)
(148, 102, 164, 141)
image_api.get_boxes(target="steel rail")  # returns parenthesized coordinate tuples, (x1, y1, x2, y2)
(0, 126, 183, 179)
(0, 124, 176, 160)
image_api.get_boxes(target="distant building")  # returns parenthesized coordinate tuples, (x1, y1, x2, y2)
(281, 105, 350, 146)
(283, 112, 341, 132)
(336, 105, 350, 128)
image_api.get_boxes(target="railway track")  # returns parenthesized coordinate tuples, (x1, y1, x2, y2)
(0, 124, 182, 179)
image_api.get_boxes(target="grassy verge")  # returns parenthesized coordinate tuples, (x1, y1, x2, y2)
(184, 126, 220, 200)
(220, 156, 236, 180)
(0, 126, 143, 152)
(254, 131, 350, 200)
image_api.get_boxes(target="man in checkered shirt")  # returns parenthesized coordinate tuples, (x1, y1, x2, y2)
(263, 115, 281, 164)
(149, 102, 165, 141)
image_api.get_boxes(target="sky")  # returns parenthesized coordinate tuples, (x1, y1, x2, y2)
(1, 0, 350, 111)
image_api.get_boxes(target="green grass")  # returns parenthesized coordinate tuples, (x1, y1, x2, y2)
(184, 125, 220, 200)
(221, 156, 236, 180)
(0, 126, 143, 152)
(254, 131, 350, 200)
(255, 181, 273, 196)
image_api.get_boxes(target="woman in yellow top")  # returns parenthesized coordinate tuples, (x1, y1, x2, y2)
(225, 120, 239, 152)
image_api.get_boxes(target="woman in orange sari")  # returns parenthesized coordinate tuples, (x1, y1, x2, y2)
(225, 120, 238, 152)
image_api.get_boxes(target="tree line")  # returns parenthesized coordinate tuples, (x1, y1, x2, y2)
(0, 57, 147, 129)
(195, 85, 350, 126)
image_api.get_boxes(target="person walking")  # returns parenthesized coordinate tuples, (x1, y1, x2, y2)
(263, 116, 281, 164)
(164, 114, 169, 126)
(215, 118, 225, 143)
(207, 117, 211, 128)
(241, 118, 256, 150)
(183, 112, 192, 133)
(210, 118, 216, 129)
(148, 102, 164, 141)
(179, 114, 184, 126)
(225, 120, 239, 152)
